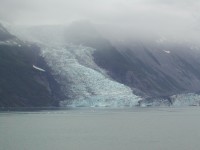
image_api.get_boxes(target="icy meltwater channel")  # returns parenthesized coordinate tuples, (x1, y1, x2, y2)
(41, 44, 140, 107)
(1, 107, 200, 150)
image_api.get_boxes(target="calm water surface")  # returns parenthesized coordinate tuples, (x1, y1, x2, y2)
(0, 107, 200, 150)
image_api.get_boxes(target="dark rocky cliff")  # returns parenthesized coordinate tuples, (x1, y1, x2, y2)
(0, 24, 65, 107)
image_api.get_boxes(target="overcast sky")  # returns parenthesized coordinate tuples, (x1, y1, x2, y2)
(0, 0, 199, 25)
(0, 0, 200, 41)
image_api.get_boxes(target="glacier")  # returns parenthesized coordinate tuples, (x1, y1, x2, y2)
(6, 24, 200, 108)
(138, 93, 200, 107)
(41, 44, 141, 107)
(171, 93, 200, 106)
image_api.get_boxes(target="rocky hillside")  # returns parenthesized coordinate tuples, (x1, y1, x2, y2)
(64, 21, 200, 98)
(4, 21, 200, 107)
(0, 24, 64, 107)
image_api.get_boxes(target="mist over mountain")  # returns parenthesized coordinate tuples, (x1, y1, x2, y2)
(64, 21, 200, 96)
(2, 2, 200, 150)
(0, 24, 14, 41)
(1, 20, 199, 107)
(0, 24, 65, 107)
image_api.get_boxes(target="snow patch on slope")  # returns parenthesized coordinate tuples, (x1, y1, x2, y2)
(33, 65, 45, 72)
(163, 50, 171, 54)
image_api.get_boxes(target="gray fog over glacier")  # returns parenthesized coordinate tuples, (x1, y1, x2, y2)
(1, 1, 200, 150)
(1, 0, 200, 106)
(0, 0, 200, 42)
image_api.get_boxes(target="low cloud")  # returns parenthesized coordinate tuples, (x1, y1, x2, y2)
(0, 0, 200, 42)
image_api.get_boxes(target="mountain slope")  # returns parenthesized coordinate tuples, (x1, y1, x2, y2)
(0, 24, 14, 41)
(6, 21, 200, 107)
(64, 21, 200, 98)
(0, 24, 64, 107)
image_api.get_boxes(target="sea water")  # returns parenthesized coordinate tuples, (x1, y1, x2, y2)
(0, 107, 200, 150)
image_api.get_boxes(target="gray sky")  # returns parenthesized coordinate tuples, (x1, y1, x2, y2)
(0, 0, 200, 41)
(0, 0, 199, 25)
